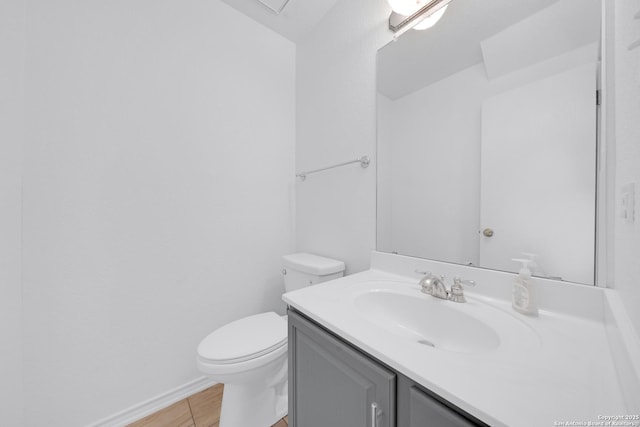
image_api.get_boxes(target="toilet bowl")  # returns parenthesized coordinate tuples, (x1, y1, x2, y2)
(196, 253, 345, 427)
(197, 312, 288, 427)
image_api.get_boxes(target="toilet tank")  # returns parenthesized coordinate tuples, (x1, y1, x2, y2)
(282, 253, 345, 292)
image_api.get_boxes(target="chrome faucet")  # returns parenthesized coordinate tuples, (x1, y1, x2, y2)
(417, 272, 450, 299)
(416, 271, 476, 303)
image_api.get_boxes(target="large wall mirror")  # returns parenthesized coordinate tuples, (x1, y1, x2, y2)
(376, 0, 601, 285)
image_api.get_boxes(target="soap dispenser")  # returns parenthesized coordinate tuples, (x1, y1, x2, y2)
(522, 252, 548, 278)
(511, 258, 538, 316)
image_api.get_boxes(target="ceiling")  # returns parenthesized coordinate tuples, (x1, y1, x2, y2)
(221, 0, 342, 42)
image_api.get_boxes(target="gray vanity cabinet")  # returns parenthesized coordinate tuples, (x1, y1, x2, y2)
(288, 309, 488, 427)
(288, 309, 396, 427)
(397, 376, 483, 427)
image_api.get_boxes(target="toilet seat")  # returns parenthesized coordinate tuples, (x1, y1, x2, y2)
(198, 312, 287, 365)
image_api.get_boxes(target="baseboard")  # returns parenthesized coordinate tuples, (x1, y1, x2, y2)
(87, 377, 218, 427)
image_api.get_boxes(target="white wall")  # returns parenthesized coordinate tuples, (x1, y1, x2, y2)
(296, 0, 392, 274)
(613, 0, 640, 335)
(22, 0, 295, 425)
(0, 0, 25, 425)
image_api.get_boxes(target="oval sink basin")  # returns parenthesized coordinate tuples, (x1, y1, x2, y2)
(350, 288, 537, 354)
(353, 290, 500, 354)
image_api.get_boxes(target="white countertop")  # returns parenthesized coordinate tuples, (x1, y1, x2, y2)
(283, 257, 635, 427)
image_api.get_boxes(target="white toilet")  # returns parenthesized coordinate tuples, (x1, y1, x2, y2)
(196, 253, 345, 427)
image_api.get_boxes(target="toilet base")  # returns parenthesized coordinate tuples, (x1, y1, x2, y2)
(196, 313, 289, 427)
(219, 380, 288, 427)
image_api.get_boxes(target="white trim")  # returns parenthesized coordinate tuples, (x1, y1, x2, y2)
(596, 0, 605, 287)
(86, 377, 218, 427)
(604, 290, 640, 411)
(600, 0, 617, 288)
(597, 0, 614, 288)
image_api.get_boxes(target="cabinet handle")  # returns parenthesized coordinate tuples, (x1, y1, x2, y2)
(371, 402, 378, 427)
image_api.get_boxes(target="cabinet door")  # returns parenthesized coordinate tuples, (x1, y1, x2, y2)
(398, 376, 487, 427)
(288, 310, 396, 427)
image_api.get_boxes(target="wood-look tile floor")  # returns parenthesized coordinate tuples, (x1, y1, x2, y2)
(126, 384, 288, 427)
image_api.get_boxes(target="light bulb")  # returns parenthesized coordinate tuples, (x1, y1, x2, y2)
(387, 0, 428, 16)
(413, 4, 448, 30)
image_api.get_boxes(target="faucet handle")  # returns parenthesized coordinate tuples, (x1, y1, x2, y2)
(449, 276, 476, 303)
(453, 276, 476, 287)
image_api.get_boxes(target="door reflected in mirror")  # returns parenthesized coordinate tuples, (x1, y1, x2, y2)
(376, 0, 601, 285)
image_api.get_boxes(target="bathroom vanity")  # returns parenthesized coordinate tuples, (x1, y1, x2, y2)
(283, 252, 640, 427)
(288, 308, 486, 427)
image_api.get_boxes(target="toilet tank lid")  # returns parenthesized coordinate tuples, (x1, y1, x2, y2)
(282, 253, 345, 276)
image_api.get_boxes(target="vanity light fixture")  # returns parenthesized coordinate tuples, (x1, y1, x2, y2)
(388, 0, 430, 16)
(388, 0, 452, 37)
(412, 4, 448, 30)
